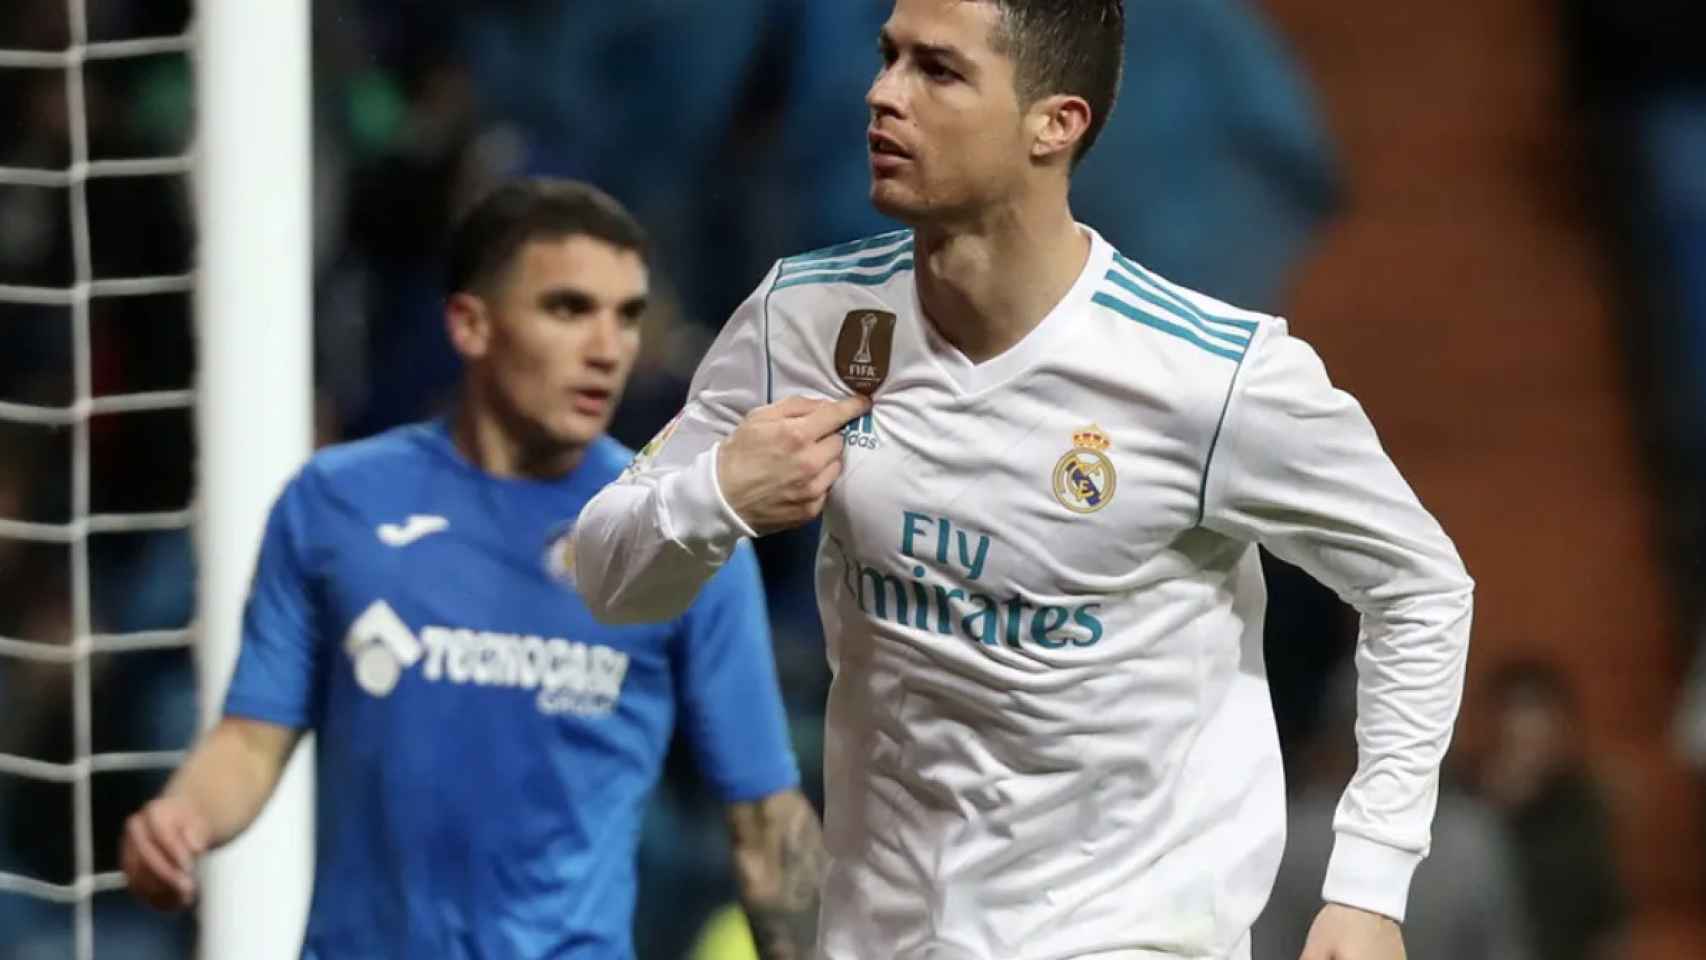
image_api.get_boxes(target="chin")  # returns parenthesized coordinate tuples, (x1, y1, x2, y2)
(542, 414, 607, 451)
(870, 182, 925, 223)
(561, 420, 608, 449)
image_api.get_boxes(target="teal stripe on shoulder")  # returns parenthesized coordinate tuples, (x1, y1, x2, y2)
(785, 229, 912, 268)
(1112, 253, 1259, 335)
(773, 258, 914, 292)
(778, 240, 914, 278)
(1102, 270, 1250, 348)
(1091, 291, 1246, 362)
(1196, 341, 1252, 525)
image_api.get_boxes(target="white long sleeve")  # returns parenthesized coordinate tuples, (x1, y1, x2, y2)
(1201, 323, 1475, 922)
(572, 265, 777, 624)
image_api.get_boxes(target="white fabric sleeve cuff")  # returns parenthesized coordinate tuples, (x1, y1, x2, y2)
(1321, 832, 1422, 924)
(657, 441, 756, 561)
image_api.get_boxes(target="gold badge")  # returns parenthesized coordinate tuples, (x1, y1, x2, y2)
(1053, 426, 1116, 514)
(621, 410, 684, 484)
(834, 309, 897, 395)
(637, 410, 683, 463)
(544, 523, 577, 588)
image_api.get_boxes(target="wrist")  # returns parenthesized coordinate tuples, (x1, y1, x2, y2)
(658, 444, 756, 557)
(708, 443, 759, 539)
(1322, 901, 1400, 926)
(1322, 831, 1419, 923)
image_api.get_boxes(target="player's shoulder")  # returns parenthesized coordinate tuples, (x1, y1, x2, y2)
(766, 227, 915, 307)
(304, 421, 436, 480)
(1085, 244, 1287, 374)
(292, 421, 442, 506)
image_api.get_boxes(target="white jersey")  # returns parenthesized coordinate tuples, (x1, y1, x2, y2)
(573, 227, 1473, 960)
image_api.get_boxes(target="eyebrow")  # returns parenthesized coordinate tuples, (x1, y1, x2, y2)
(878, 28, 970, 66)
(537, 287, 649, 315)
(538, 287, 594, 311)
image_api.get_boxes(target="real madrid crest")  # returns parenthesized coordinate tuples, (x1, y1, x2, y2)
(1052, 425, 1116, 514)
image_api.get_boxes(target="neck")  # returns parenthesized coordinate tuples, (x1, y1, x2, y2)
(913, 185, 1090, 364)
(451, 386, 585, 481)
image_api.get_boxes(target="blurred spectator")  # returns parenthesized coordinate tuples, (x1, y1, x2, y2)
(452, 0, 779, 323)
(1254, 662, 1532, 960)
(1563, 0, 1706, 646)
(760, 1, 903, 264)
(1680, 625, 1706, 771)
(1479, 661, 1630, 960)
(1073, 0, 1340, 312)
(313, 18, 500, 439)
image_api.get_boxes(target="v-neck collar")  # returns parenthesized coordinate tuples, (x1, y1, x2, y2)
(914, 225, 1112, 398)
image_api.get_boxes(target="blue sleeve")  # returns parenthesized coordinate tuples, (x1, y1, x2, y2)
(222, 468, 325, 729)
(673, 542, 800, 803)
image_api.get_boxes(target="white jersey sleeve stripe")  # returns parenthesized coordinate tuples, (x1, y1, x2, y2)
(778, 237, 914, 278)
(1114, 251, 1260, 335)
(773, 256, 915, 292)
(780, 228, 911, 267)
(1104, 266, 1252, 348)
(1090, 290, 1248, 362)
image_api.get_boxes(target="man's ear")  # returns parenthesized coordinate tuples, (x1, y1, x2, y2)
(1028, 93, 1092, 165)
(446, 292, 492, 360)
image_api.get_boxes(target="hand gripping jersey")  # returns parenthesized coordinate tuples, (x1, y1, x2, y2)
(573, 228, 1473, 960)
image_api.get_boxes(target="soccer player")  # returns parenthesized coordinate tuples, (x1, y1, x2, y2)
(119, 179, 825, 960)
(572, 2, 1473, 959)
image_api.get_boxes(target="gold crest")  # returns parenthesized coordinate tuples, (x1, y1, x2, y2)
(1052, 425, 1116, 514)
(544, 525, 577, 587)
(834, 309, 897, 395)
(637, 410, 684, 463)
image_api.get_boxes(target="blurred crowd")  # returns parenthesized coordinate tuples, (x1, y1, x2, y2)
(0, 1, 1700, 958)
(1563, 0, 1706, 779)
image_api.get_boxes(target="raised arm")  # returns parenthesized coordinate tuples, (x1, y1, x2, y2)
(574, 266, 867, 623)
(1201, 324, 1474, 934)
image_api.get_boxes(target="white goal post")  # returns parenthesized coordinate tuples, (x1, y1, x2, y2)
(193, 2, 315, 959)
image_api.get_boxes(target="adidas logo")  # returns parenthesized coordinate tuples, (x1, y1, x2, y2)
(841, 411, 880, 450)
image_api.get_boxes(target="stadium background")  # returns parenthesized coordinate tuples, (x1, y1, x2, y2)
(1, 0, 1703, 957)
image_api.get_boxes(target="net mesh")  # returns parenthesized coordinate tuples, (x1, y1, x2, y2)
(0, 2, 196, 957)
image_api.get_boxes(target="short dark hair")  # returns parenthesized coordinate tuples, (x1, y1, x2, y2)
(445, 178, 649, 296)
(985, 0, 1125, 166)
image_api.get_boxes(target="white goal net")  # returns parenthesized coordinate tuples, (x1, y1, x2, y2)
(0, 1, 312, 957)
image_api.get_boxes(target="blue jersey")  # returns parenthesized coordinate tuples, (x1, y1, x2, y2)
(224, 420, 798, 960)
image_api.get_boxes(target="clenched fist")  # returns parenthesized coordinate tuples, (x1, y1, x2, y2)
(121, 794, 210, 911)
(717, 394, 871, 534)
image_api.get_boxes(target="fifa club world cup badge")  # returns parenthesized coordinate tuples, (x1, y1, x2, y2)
(1053, 425, 1117, 514)
(835, 309, 897, 395)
